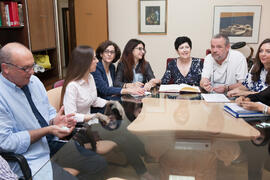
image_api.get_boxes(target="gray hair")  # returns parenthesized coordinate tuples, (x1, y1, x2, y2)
(213, 33, 230, 46)
(0, 47, 11, 72)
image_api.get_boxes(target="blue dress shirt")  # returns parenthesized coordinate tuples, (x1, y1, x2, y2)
(0, 74, 55, 179)
(92, 61, 122, 99)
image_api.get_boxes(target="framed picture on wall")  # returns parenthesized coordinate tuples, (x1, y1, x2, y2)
(138, 0, 167, 35)
(213, 5, 261, 43)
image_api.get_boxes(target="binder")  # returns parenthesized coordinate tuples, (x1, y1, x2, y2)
(224, 103, 270, 118)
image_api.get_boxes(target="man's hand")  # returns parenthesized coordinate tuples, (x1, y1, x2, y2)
(202, 80, 213, 92)
(213, 85, 226, 93)
(53, 106, 76, 128)
(49, 125, 74, 139)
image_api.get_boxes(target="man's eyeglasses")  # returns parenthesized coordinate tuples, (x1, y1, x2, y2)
(4, 62, 34, 73)
(134, 47, 146, 53)
(104, 50, 115, 55)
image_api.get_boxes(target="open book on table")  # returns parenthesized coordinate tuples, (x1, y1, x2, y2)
(224, 103, 270, 118)
(159, 84, 201, 93)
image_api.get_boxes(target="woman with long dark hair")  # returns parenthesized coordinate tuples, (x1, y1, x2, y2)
(92, 40, 144, 100)
(228, 38, 270, 97)
(61, 45, 155, 180)
(114, 39, 160, 90)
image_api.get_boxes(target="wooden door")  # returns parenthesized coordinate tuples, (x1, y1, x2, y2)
(74, 0, 108, 49)
(27, 0, 56, 51)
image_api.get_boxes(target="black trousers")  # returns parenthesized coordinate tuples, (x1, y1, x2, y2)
(51, 140, 107, 180)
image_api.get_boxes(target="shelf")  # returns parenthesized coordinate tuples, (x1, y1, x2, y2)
(0, 26, 24, 29)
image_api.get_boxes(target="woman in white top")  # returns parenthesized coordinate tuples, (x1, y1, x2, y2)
(61, 45, 155, 180)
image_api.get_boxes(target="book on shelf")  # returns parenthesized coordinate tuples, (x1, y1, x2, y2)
(0, 1, 21, 27)
(4, 3, 10, 26)
(159, 84, 201, 93)
(224, 103, 270, 118)
(17, 3, 23, 26)
(0, 1, 7, 26)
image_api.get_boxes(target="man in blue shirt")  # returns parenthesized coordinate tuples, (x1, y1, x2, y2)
(0, 43, 107, 180)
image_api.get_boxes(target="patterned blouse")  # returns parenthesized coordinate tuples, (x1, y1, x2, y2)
(242, 66, 268, 92)
(161, 57, 203, 86)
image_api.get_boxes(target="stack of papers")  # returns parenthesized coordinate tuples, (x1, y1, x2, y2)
(201, 93, 230, 103)
(224, 103, 270, 118)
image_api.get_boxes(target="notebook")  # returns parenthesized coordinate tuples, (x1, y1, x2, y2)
(224, 103, 270, 118)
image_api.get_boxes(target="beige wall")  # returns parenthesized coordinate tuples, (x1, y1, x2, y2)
(108, 0, 270, 78)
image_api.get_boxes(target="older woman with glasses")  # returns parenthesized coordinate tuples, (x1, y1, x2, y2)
(161, 36, 203, 86)
(114, 39, 160, 91)
(92, 40, 144, 100)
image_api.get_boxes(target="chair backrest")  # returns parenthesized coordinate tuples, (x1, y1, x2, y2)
(47, 87, 62, 111)
(53, 79, 65, 88)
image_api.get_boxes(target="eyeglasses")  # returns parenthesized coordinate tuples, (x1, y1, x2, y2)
(134, 47, 146, 53)
(5, 62, 34, 73)
(104, 50, 115, 55)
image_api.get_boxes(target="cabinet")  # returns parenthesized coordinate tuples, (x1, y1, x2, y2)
(0, 0, 60, 84)
(70, 0, 108, 50)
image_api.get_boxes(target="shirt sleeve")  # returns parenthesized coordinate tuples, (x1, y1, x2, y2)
(201, 54, 213, 79)
(114, 62, 125, 87)
(0, 103, 31, 154)
(234, 53, 248, 82)
(161, 61, 172, 84)
(63, 83, 86, 123)
(144, 62, 155, 82)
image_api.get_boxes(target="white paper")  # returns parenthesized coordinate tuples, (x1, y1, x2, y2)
(87, 117, 99, 125)
(201, 93, 230, 103)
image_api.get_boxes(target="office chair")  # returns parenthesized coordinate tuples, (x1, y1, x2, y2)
(1, 152, 32, 180)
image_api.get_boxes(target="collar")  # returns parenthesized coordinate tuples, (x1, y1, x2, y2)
(77, 73, 92, 85)
(0, 73, 33, 91)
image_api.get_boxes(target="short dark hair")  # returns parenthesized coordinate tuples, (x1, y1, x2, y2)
(96, 40, 121, 63)
(174, 36, 192, 50)
(213, 33, 230, 46)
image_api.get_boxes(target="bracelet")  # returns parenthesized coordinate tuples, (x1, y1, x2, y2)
(263, 105, 268, 115)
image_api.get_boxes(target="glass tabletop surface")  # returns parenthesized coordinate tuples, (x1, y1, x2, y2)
(33, 90, 270, 180)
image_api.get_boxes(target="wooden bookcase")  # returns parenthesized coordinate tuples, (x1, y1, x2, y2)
(0, 0, 59, 84)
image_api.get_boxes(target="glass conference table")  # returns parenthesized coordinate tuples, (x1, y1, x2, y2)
(34, 90, 270, 180)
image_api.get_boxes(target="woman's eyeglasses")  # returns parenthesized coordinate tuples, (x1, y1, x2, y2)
(104, 50, 115, 55)
(134, 47, 146, 53)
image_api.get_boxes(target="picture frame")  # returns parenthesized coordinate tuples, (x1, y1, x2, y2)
(138, 0, 167, 35)
(213, 5, 261, 43)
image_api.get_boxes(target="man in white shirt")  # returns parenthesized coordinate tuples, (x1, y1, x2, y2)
(200, 34, 248, 93)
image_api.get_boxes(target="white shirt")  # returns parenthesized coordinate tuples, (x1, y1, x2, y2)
(63, 74, 107, 122)
(106, 71, 113, 87)
(202, 49, 248, 87)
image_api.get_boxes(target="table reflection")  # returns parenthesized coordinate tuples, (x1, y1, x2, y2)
(34, 92, 270, 180)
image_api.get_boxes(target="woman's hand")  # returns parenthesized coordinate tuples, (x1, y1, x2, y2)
(235, 96, 250, 105)
(143, 82, 153, 91)
(123, 87, 145, 95)
(240, 101, 264, 112)
(149, 78, 161, 85)
(95, 113, 110, 125)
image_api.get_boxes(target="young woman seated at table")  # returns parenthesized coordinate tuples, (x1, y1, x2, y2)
(161, 36, 203, 86)
(236, 86, 270, 114)
(92, 40, 144, 100)
(228, 39, 270, 97)
(61, 45, 155, 180)
(114, 39, 160, 91)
